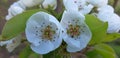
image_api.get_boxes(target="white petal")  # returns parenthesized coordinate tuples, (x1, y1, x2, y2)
(78, 23, 92, 46)
(107, 14, 120, 33)
(6, 2, 25, 20)
(0, 40, 12, 46)
(25, 21, 42, 46)
(48, 13, 63, 49)
(64, 36, 81, 48)
(42, 0, 57, 10)
(17, 1, 26, 9)
(61, 10, 85, 28)
(9, 6, 24, 16)
(50, 33, 62, 50)
(87, 0, 108, 7)
(30, 40, 54, 54)
(97, 5, 114, 13)
(97, 11, 113, 22)
(11, 2, 26, 10)
(6, 35, 22, 52)
(5, 14, 13, 20)
(20, 0, 44, 7)
(67, 45, 82, 52)
(63, 0, 78, 11)
(74, 0, 87, 9)
(79, 4, 94, 15)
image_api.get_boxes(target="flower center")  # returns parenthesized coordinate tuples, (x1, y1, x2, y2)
(42, 25, 55, 40)
(67, 24, 80, 38)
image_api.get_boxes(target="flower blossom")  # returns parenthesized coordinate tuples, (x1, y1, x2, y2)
(6, 2, 25, 20)
(60, 10, 92, 52)
(41, 0, 57, 10)
(25, 12, 63, 54)
(63, 0, 93, 15)
(0, 35, 22, 52)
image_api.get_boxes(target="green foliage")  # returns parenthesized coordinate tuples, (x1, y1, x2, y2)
(85, 15, 108, 45)
(86, 43, 117, 58)
(1, 9, 46, 40)
(86, 49, 102, 58)
(109, 43, 120, 58)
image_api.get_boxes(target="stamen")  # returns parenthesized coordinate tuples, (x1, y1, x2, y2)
(67, 24, 80, 38)
(42, 25, 56, 40)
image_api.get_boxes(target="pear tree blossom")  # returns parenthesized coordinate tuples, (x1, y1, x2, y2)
(6, 2, 25, 20)
(25, 12, 63, 54)
(41, 0, 57, 10)
(0, 35, 22, 52)
(19, 0, 44, 7)
(86, 0, 108, 8)
(97, 5, 114, 13)
(63, 0, 94, 15)
(60, 10, 92, 52)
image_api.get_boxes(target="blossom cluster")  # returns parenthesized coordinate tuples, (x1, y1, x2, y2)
(0, 0, 120, 55)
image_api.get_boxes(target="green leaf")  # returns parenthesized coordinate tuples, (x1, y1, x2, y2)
(1, 9, 47, 40)
(109, 43, 120, 58)
(19, 46, 32, 58)
(86, 43, 117, 58)
(94, 43, 117, 58)
(85, 15, 108, 45)
(86, 49, 102, 58)
(103, 33, 120, 42)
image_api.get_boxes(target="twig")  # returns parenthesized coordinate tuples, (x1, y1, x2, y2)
(55, 0, 63, 13)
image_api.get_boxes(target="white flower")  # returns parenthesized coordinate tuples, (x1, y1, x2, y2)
(97, 11, 120, 33)
(41, 0, 57, 10)
(60, 10, 92, 52)
(0, 35, 22, 52)
(87, 0, 108, 7)
(63, 0, 93, 15)
(19, 0, 44, 7)
(6, 2, 25, 20)
(25, 12, 63, 54)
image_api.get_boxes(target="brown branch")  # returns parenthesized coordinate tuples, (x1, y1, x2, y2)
(55, 0, 63, 13)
